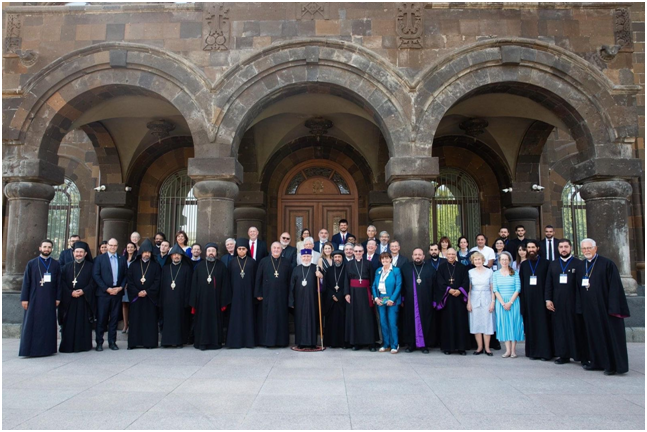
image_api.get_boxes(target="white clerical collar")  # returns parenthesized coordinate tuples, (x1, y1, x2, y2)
(191, 257, 201, 261)
(560, 255, 571, 262)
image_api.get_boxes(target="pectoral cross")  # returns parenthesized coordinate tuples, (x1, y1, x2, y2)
(274, 270, 279, 278)
(240, 271, 245, 278)
(449, 278, 454, 285)
(72, 278, 78, 288)
(140, 276, 146, 284)
(40, 279, 45, 287)
(207, 276, 212, 283)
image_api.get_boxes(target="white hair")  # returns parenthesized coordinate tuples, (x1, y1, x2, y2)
(379, 231, 390, 237)
(367, 225, 376, 230)
(303, 237, 314, 245)
(225, 238, 236, 244)
(580, 238, 596, 247)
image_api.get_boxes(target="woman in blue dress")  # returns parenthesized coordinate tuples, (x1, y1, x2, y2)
(492, 251, 524, 358)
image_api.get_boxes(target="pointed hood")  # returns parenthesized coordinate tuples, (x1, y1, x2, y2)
(168, 243, 192, 266)
(137, 238, 154, 258)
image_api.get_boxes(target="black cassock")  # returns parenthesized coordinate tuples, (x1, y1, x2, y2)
(226, 256, 257, 348)
(59, 260, 95, 353)
(401, 262, 437, 348)
(20, 257, 61, 357)
(160, 262, 193, 347)
(344, 259, 377, 346)
(545, 257, 588, 362)
(322, 264, 347, 348)
(575, 255, 630, 374)
(254, 256, 291, 347)
(519, 257, 553, 359)
(127, 259, 161, 348)
(435, 261, 470, 352)
(289, 264, 320, 347)
(190, 260, 231, 350)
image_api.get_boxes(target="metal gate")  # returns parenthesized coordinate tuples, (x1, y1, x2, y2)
(430, 168, 480, 246)
(562, 181, 587, 256)
(158, 169, 197, 245)
(47, 178, 81, 258)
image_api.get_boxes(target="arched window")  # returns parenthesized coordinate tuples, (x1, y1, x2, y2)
(158, 169, 197, 245)
(430, 168, 480, 245)
(47, 178, 81, 258)
(562, 181, 587, 256)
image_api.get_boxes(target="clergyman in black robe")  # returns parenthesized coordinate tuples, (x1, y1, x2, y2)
(289, 249, 321, 348)
(127, 239, 161, 349)
(401, 248, 437, 353)
(19, 240, 61, 357)
(255, 242, 292, 347)
(160, 244, 193, 347)
(545, 239, 588, 364)
(190, 242, 231, 350)
(344, 244, 377, 350)
(226, 239, 257, 348)
(322, 251, 347, 348)
(435, 248, 470, 354)
(576, 240, 630, 375)
(59, 241, 95, 353)
(519, 240, 553, 360)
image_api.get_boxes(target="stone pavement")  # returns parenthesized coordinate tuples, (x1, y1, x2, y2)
(2, 339, 644, 430)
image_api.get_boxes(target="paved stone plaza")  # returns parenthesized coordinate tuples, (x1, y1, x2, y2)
(2, 338, 644, 430)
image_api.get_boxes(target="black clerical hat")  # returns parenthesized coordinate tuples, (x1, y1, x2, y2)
(205, 242, 218, 251)
(72, 241, 94, 263)
(235, 238, 248, 249)
(332, 250, 344, 257)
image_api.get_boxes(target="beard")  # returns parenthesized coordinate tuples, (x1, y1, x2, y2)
(280, 241, 289, 247)
(430, 253, 439, 260)
(414, 258, 424, 265)
(206, 256, 216, 262)
(74, 258, 84, 263)
(334, 261, 342, 267)
(172, 259, 181, 265)
(528, 251, 538, 260)
(41, 250, 51, 257)
(302, 261, 312, 267)
(155, 241, 162, 246)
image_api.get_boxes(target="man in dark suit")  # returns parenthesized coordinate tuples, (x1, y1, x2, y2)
(92, 237, 127, 351)
(313, 228, 338, 253)
(389, 240, 408, 269)
(152, 231, 166, 256)
(364, 239, 381, 272)
(541, 225, 559, 262)
(361, 225, 378, 250)
(248, 226, 268, 261)
(58, 234, 80, 268)
(331, 219, 353, 249)
(279, 232, 298, 268)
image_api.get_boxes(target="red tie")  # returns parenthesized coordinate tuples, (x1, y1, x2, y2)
(251, 241, 255, 259)
(342, 233, 345, 243)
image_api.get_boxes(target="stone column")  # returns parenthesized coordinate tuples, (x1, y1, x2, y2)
(2, 181, 55, 292)
(580, 180, 638, 295)
(99, 207, 133, 249)
(386, 156, 439, 259)
(234, 207, 266, 240)
(193, 180, 239, 247)
(368, 205, 394, 239)
(503, 206, 540, 240)
(188, 157, 243, 248)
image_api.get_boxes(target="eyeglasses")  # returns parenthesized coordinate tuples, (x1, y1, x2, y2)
(281, 237, 290, 240)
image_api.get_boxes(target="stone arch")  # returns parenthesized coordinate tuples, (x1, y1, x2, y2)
(515, 121, 555, 183)
(80, 122, 123, 184)
(210, 39, 413, 159)
(5, 42, 212, 170)
(261, 135, 375, 241)
(126, 136, 194, 191)
(414, 39, 636, 160)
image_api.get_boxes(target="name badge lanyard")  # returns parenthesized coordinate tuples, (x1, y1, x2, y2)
(38, 256, 52, 286)
(583, 255, 598, 290)
(558, 256, 573, 283)
(528, 257, 540, 286)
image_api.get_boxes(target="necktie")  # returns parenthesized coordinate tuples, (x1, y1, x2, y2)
(251, 241, 255, 259)
(110, 254, 118, 286)
(549, 239, 553, 261)
(342, 233, 345, 243)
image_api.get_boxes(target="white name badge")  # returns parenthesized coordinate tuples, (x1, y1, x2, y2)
(492, 265, 498, 271)
(559, 274, 568, 284)
(43, 273, 52, 283)
(581, 278, 590, 287)
(529, 276, 537, 286)
(339, 245, 345, 250)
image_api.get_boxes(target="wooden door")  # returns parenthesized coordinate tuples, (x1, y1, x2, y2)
(278, 160, 358, 244)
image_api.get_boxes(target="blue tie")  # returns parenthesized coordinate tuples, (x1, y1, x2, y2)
(110, 254, 118, 286)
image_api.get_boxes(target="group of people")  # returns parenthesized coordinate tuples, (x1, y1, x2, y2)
(19, 221, 630, 376)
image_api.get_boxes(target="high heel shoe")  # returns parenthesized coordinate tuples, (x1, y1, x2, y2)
(485, 351, 493, 356)
(473, 350, 483, 355)
(502, 352, 511, 358)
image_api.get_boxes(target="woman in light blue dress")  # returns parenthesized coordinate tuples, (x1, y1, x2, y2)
(492, 251, 524, 358)
(467, 252, 496, 356)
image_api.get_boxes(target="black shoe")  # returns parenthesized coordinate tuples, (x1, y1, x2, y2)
(405, 347, 414, 353)
(369, 347, 377, 352)
(530, 357, 541, 360)
(421, 348, 429, 354)
(109, 343, 119, 351)
(352, 345, 360, 351)
(473, 350, 483, 355)
(603, 370, 616, 376)
(540, 357, 551, 361)
(584, 364, 602, 371)
(95, 345, 103, 352)
(554, 358, 570, 365)
(485, 351, 493, 356)
(444, 351, 451, 355)
(459, 350, 466, 356)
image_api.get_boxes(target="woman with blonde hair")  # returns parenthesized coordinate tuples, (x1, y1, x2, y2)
(467, 251, 496, 356)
